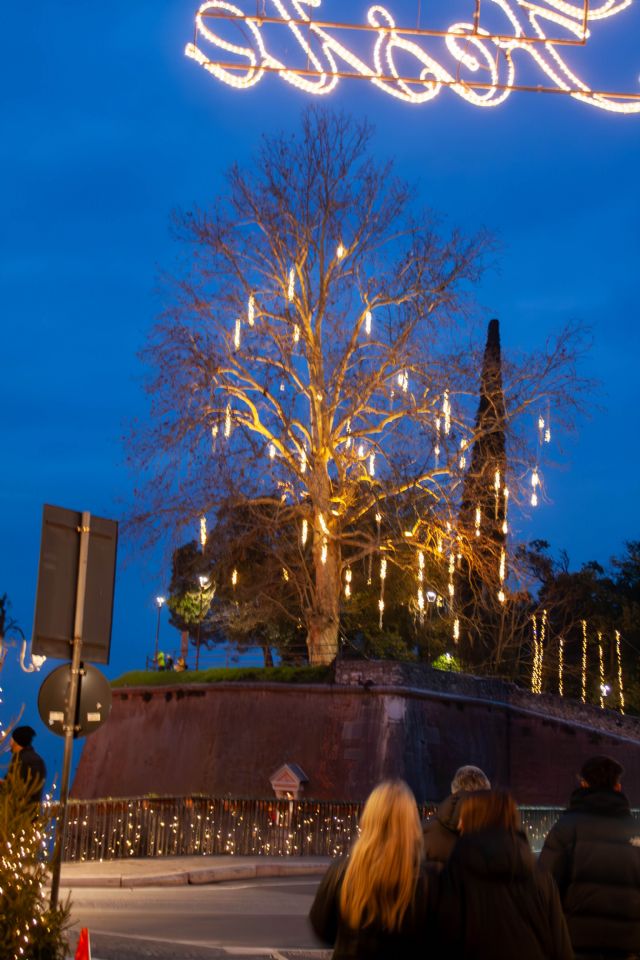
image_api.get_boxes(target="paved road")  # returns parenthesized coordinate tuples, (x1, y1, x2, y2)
(69, 875, 331, 960)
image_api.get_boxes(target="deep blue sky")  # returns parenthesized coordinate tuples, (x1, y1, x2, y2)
(1, 1, 639, 779)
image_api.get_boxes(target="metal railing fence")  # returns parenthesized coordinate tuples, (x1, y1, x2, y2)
(53, 796, 591, 862)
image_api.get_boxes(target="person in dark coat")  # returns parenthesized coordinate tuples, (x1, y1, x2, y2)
(309, 780, 431, 960)
(423, 764, 491, 867)
(4, 725, 47, 804)
(435, 789, 573, 960)
(538, 754, 640, 960)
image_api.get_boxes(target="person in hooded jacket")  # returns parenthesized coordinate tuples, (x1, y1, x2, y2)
(423, 764, 491, 868)
(434, 789, 573, 960)
(538, 755, 640, 960)
(309, 780, 431, 960)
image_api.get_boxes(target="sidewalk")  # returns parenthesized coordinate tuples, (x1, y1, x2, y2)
(59, 855, 332, 889)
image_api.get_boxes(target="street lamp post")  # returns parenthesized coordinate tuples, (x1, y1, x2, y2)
(154, 595, 166, 669)
(195, 576, 209, 671)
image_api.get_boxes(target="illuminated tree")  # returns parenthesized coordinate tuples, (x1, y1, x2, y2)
(133, 109, 588, 665)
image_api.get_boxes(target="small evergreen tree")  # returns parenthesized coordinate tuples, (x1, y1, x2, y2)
(0, 761, 71, 960)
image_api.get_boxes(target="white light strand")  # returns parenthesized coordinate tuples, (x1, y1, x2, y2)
(558, 636, 564, 696)
(269, 442, 276, 459)
(453, 617, 460, 643)
(598, 633, 605, 708)
(293, 323, 300, 344)
(231, 567, 238, 587)
(442, 391, 451, 435)
(581, 619, 588, 703)
(531, 468, 540, 507)
(200, 516, 207, 549)
(344, 565, 352, 598)
(336, 242, 345, 259)
(459, 439, 467, 470)
(499, 548, 506, 583)
(364, 310, 372, 335)
(247, 293, 255, 326)
(287, 267, 295, 302)
(321, 538, 328, 565)
(224, 403, 232, 438)
(474, 505, 481, 537)
(531, 615, 539, 693)
(379, 556, 387, 628)
(301, 517, 308, 546)
(368, 451, 376, 476)
(234, 317, 241, 350)
(616, 630, 625, 714)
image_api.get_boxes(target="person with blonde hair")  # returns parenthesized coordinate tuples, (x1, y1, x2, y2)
(309, 780, 429, 959)
(435, 789, 573, 960)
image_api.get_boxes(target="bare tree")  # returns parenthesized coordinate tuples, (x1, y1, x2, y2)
(132, 109, 589, 665)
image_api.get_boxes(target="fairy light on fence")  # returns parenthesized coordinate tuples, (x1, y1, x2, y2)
(615, 630, 625, 714)
(581, 620, 588, 703)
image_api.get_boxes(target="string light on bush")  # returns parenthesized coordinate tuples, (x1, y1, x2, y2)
(598, 633, 605, 708)
(616, 630, 625, 714)
(287, 267, 295, 301)
(581, 620, 588, 703)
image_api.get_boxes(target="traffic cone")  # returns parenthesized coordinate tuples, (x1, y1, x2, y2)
(75, 927, 91, 960)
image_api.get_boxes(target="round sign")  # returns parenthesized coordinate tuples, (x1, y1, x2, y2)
(38, 663, 112, 739)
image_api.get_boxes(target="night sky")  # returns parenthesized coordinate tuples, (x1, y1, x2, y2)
(2, 1, 639, 780)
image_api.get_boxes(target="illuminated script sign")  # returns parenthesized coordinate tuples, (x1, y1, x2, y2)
(185, 0, 640, 113)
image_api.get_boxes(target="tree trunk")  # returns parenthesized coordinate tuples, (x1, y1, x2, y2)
(262, 644, 274, 668)
(307, 535, 340, 665)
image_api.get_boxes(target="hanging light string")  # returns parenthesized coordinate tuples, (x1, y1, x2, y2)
(531, 615, 538, 693)
(598, 633, 605, 709)
(615, 630, 625, 714)
(378, 555, 387, 629)
(581, 619, 588, 703)
(538, 609, 546, 692)
(558, 636, 564, 696)
(417, 550, 425, 622)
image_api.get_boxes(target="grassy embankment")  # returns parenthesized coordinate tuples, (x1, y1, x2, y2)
(111, 664, 334, 688)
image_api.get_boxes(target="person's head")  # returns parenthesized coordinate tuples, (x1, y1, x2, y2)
(580, 755, 623, 792)
(458, 789, 519, 835)
(11, 726, 36, 753)
(451, 765, 491, 795)
(340, 780, 422, 932)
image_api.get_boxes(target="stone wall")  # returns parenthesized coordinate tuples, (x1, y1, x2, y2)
(71, 664, 640, 805)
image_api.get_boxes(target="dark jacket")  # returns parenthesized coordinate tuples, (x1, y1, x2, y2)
(423, 792, 463, 866)
(538, 787, 640, 958)
(436, 828, 574, 960)
(309, 858, 431, 960)
(9, 746, 47, 804)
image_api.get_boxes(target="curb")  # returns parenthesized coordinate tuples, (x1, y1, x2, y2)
(59, 862, 329, 889)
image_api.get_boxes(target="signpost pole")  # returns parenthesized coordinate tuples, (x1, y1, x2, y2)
(49, 511, 91, 909)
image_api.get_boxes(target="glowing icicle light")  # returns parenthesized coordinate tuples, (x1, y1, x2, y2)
(418, 589, 425, 614)
(368, 452, 376, 476)
(418, 551, 425, 580)
(247, 294, 255, 327)
(581, 620, 588, 703)
(211, 423, 219, 448)
(336, 242, 345, 259)
(499, 548, 506, 583)
(287, 267, 295, 302)
(200, 516, 207, 549)
(357, 443, 365, 458)
(474, 506, 481, 537)
(498, 590, 505, 603)
(318, 512, 329, 535)
(531, 468, 540, 506)
(502, 486, 509, 534)
(293, 323, 300, 344)
(301, 518, 308, 546)
(380, 557, 387, 581)
(616, 630, 625, 714)
(448, 582, 455, 598)
(234, 318, 241, 350)
(365, 310, 372, 335)
(378, 597, 385, 628)
(459, 440, 466, 469)
(269, 443, 276, 459)
(442, 391, 451, 435)
(321, 538, 328, 565)
(538, 414, 545, 439)
(598, 633, 605, 708)
(231, 568, 238, 587)
(545, 427, 551, 443)
(453, 618, 460, 642)
(300, 448, 307, 474)
(437, 536, 443, 554)
(282, 567, 289, 582)
(494, 469, 501, 491)
(280, 381, 285, 392)
(539, 609, 547, 690)
(344, 566, 352, 599)
(397, 370, 408, 392)
(558, 636, 564, 696)
(375, 512, 382, 528)
(224, 403, 232, 438)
